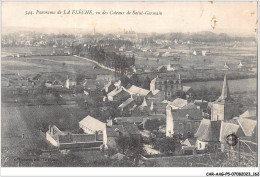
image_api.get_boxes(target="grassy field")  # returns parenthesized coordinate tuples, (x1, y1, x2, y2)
(184, 78, 257, 93)
(134, 44, 257, 69)
(2, 55, 113, 77)
(1, 103, 90, 166)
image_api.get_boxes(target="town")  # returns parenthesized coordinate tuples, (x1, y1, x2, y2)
(1, 29, 257, 167)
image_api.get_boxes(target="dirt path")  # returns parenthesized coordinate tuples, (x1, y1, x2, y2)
(73, 55, 115, 72)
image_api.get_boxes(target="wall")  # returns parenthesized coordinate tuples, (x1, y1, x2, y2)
(46, 132, 58, 147)
(212, 102, 239, 121)
(59, 141, 103, 150)
(196, 139, 208, 150)
(211, 103, 224, 121)
(166, 108, 174, 137)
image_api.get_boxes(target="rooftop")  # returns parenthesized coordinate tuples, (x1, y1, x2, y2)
(167, 98, 188, 109)
(194, 119, 221, 142)
(127, 85, 150, 96)
(79, 115, 106, 132)
(170, 109, 203, 120)
(118, 97, 134, 109)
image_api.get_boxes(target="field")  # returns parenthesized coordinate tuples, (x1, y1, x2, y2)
(2, 46, 64, 56)
(2, 55, 113, 77)
(1, 103, 89, 166)
(134, 44, 257, 69)
(184, 78, 257, 93)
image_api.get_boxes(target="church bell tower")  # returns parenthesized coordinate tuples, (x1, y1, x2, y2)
(211, 74, 239, 121)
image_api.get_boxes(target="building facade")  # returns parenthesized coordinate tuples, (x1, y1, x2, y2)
(150, 75, 183, 100)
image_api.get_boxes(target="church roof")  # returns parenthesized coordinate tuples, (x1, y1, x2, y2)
(215, 74, 233, 103)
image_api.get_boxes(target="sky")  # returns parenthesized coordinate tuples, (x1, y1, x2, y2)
(2, 1, 258, 36)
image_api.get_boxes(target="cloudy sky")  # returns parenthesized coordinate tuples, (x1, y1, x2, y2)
(2, 1, 258, 36)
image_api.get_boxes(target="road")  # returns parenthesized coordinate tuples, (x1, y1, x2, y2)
(73, 55, 115, 72)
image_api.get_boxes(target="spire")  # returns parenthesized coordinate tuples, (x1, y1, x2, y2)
(150, 101, 154, 111)
(218, 74, 231, 102)
(141, 97, 148, 107)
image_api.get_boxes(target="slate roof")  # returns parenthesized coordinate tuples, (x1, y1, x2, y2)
(157, 65, 167, 71)
(219, 121, 242, 143)
(118, 97, 134, 109)
(127, 85, 150, 96)
(121, 122, 141, 135)
(114, 116, 147, 124)
(150, 77, 165, 85)
(106, 123, 140, 137)
(168, 98, 188, 109)
(183, 86, 192, 93)
(194, 100, 209, 110)
(240, 107, 257, 118)
(194, 119, 221, 142)
(170, 109, 203, 120)
(79, 115, 106, 132)
(104, 81, 114, 88)
(129, 105, 137, 112)
(237, 118, 257, 137)
(182, 138, 196, 146)
(152, 89, 161, 96)
(182, 102, 198, 110)
(106, 125, 124, 137)
(107, 87, 127, 97)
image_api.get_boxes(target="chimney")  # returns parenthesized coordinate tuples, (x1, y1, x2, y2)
(114, 128, 120, 136)
(178, 74, 181, 84)
(49, 125, 51, 134)
(107, 117, 113, 127)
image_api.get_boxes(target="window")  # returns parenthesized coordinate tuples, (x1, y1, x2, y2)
(199, 143, 202, 149)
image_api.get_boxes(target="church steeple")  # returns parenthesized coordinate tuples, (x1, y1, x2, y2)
(211, 74, 239, 121)
(217, 74, 232, 102)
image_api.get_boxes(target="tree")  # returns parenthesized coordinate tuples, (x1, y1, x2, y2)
(115, 135, 144, 159)
(143, 119, 160, 133)
(153, 136, 181, 155)
(130, 74, 141, 86)
(115, 136, 129, 154)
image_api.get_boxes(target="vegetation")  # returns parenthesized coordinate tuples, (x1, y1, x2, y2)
(143, 119, 160, 133)
(115, 135, 144, 160)
(152, 136, 181, 155)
